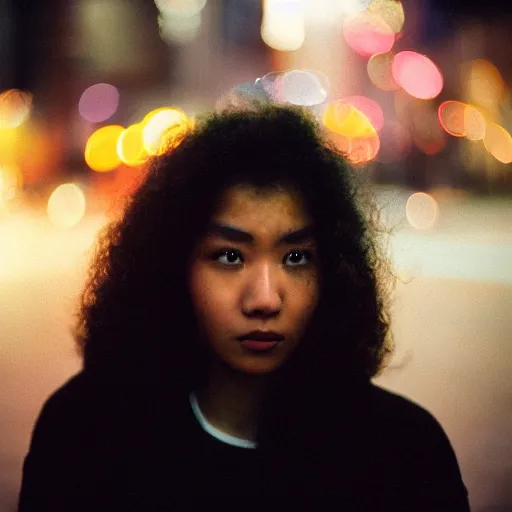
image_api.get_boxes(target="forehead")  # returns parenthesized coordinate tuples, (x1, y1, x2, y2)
(213, 185, 311, 228)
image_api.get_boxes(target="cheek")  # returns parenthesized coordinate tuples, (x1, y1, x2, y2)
(189, 267, 234, 328)
(289, 278, 319, 324)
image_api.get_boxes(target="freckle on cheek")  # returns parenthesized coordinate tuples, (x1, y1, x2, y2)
(304, 274, 317, 286)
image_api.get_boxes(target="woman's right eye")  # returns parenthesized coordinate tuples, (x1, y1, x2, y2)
(212, 249, 243, 266)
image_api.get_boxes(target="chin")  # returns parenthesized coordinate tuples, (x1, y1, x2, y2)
(228, 358, 284, 376)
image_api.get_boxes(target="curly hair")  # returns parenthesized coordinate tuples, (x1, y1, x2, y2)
(76, 104, 394, 412)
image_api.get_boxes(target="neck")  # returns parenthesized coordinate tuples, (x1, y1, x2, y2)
(196, 360, 269, 442)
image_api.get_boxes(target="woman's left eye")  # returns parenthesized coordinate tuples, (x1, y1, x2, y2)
(283, 250, 312, 267)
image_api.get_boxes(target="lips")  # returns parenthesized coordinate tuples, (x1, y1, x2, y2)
(237, 331, 284, 353)
(237, 331, 284, 342)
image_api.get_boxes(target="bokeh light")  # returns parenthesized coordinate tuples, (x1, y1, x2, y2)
(463, 105, 486, 141)
(406, 192, 438, 230)
(261, 0, 305, 52)
(47, 184, 87, 229)
(466, 59, 505, 109)
(0, 128, 19, 167)
(154, 0, 207, 16)
(84, 125, 124, 172)
(256, 71, 281, 100)
(341, 95, 384, 131)
(0, 89, 33, 128)
(343, 11, 395, 58)
(261, 69, 329, 106)
(0, 165, 22, 203)
(78, 83, 120, 123)
(158, 10, 202, 44)
(345, 133, 381, 165)
(392, 51, 443, 99)
(117, 123, 147, 166)
(438, 101, 486, 141)
(142, 107, 189, 155)
(367, 52, 400, 91)
(369, 0, 405, 34)
(484, 124, 512, 164)
(438, 101, 466, 137)
(329, 131, 381, 165)
(0, 121, 56, 187)
(323, 101, 380, 164)
(279, 70, 329, 106)
(155, 1, 207, 44)
(323, 101, 377, 138)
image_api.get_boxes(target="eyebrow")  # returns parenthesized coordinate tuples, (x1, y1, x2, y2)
(206, 223, 315, 245)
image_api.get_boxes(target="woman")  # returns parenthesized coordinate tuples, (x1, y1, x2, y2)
(19, 105, 470, 508)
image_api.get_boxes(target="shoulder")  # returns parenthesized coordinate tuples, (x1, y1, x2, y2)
(366, 383, 445, 428)
(29, 371, 109, 441)
(24, 370, 123, 478)
(19, 372, 108, 507)
(20, 370, 160, 508)
(361, 383, 458, 460)
(357, 383, 470, 509)
(28, 368, 143, 455)
(35, 371, 97, 417)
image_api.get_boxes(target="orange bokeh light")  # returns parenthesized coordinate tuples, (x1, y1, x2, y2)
(117, 123, 147, 167)
(484, 124, 512, 164)
(330, 132, 381, 165)
(466, 59, 505, 108)
(438, 101, 486, 141)
(85, 125, 124, 172)
(463, 105, 486, 141)
(438, 101, 466, 137)
(142, 108, 189, 155)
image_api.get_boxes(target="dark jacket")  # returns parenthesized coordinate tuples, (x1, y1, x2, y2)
(19, 370, 470, 510)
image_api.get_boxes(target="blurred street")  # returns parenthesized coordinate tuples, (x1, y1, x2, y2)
(0, 188, 511, 511)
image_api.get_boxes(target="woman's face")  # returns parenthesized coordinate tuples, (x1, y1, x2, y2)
(188, 184, 320, 375)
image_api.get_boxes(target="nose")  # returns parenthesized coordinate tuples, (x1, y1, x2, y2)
(241, 262, 282, 318)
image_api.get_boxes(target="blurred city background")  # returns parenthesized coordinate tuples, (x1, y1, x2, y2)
(0, 0, 511, 509)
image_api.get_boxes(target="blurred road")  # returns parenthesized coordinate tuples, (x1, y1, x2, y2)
(0, 187, 511, 511)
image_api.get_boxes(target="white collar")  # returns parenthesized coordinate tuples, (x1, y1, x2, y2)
(189, 392, 257, 449)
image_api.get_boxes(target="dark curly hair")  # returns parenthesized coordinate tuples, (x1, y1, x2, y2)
(76, 104, 394, 444)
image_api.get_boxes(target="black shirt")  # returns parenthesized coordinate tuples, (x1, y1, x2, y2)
(18, 371, 470, 509)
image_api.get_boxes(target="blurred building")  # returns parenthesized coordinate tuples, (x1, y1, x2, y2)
(1, 0, 511, 196)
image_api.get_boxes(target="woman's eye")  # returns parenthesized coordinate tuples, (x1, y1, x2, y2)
(284, 250, 312, 267)
(213, 249, 243, 265)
